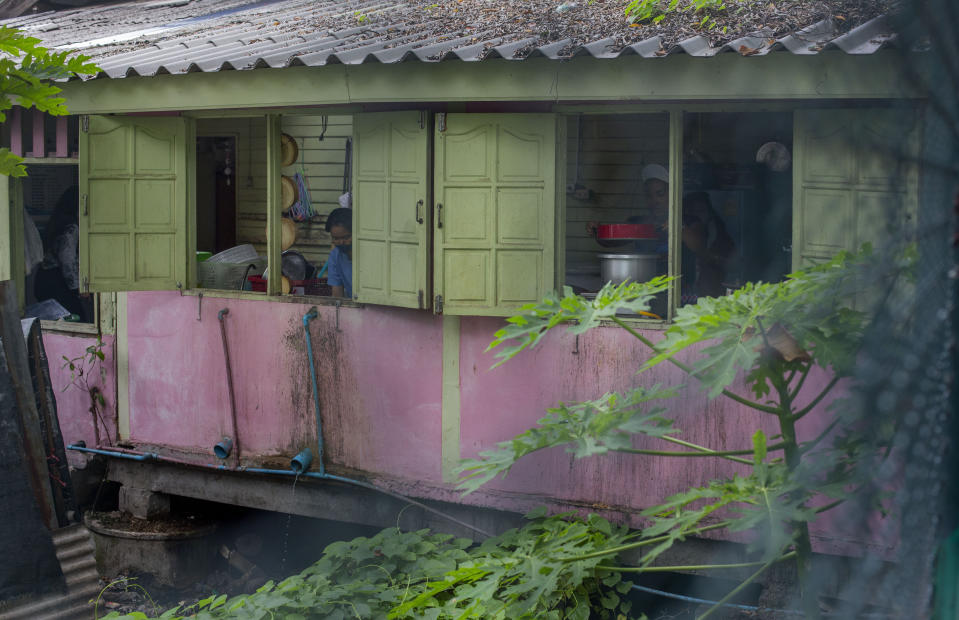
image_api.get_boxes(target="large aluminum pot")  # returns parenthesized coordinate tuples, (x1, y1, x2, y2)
(598, 253, 659, 285)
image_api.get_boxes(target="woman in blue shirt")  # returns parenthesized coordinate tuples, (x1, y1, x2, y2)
(325, 208, 353, 298)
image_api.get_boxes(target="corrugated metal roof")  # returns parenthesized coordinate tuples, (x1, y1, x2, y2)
(0, 0, 900, 80)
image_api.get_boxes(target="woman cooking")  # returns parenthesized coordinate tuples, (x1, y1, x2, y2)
(586, 164, 734, 300)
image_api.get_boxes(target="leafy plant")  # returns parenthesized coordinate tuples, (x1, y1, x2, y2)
(100, 512, 639, 620)
(62, 337, 114, 445)
(458, 246, 907, 618)
(624, 0, 728, 28)
(0, 26, 97, 176)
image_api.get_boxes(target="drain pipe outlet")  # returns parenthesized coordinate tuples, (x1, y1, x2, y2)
(213, 437, 233, 460)
(290, 449, 313, 474)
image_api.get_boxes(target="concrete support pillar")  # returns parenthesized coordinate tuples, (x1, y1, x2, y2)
(119, 486, 171, 519)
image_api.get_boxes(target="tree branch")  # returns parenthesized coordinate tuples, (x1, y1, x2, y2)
(697, 554, 792, 620)
(792, 376, 840, 422)
(614, 440, 787, 461)
(557, 521, 731, 563)
(612, 317, 781, 415)
(597, 551, 796, 574)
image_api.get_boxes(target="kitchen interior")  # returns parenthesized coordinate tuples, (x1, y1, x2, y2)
(563, 111, 794, 309)
(194, 115, 352, 295)
(192, 110, 794, 304)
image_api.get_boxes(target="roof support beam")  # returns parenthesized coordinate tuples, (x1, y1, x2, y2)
(58, 52, 920, 115)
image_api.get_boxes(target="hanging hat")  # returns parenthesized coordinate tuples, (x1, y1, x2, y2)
(280, 133, 298, 167)
(641, 163, 669, 184)
(281, 175, 297, 211)
(280, 218, 297, 250)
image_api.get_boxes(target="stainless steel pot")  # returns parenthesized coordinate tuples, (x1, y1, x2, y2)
(598, 253, 659, 285)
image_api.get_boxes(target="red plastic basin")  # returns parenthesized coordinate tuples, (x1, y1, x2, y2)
(597, 223, 656, 240)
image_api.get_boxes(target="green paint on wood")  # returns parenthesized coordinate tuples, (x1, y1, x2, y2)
(441, 314, 461, 483)
(80, 115, 191, 292)
(116, 292, 130, 440)
(10, 179, 25, 309)
(434, 113, 556, 316)
(266, 115, 283, 295)
(0, 176, 11, 282)
(793, 108, 920, 271)
(57, 53, 918, 116)
(353, 112, 429, 307)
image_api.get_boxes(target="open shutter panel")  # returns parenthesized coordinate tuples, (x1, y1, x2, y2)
(793, 109, 918, 270)
(80, 116, 190, 292)
(352, 112, 429, 308)
(434, 114, 556, 316)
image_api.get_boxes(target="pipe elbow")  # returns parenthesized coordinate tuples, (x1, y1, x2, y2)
(303, 306, 318, 326)
(218, 308, 230, 321)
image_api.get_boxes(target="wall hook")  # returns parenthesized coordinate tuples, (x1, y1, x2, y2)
(197, 292, 203, 321)
(572, 334, 580, 355)
(335, 300, 342, 332)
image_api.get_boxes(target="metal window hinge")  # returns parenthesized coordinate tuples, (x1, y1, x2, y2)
(418, 289, 424, 309)
(436, 113, 446, 133)
(434, 294, 443, 314)
(176, 281, 183, 296)
(80, 115, 89, 133)
(82, 276, 89, 294)
(419, 111, 426, 130)
(81, 194, 88, 216)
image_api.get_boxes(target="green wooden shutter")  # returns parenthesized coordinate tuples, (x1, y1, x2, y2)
(793, 108, 919, 269)
(80, 115, 191, 292)
(352, 112, 429, 307)
(434, 114, 556, 316)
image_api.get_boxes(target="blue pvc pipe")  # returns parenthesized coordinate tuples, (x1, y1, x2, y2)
(302, 308, 325, 475)
(213, 437, 233, 459)
(69, 443, 159, 462)
(66, 443, 493, 538)
(290, 449, 313, 474)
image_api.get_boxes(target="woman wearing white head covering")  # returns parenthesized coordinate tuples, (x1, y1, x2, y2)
(586, 164, 734, 300)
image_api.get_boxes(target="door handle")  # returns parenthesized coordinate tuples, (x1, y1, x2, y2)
(415, 199, 424, 224)
(436, 202, 443, 228)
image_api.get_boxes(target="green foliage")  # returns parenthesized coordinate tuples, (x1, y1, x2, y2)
(0, 25, 98, 176)
(62, 337, 107, 394)
(457, 385, 678, 494)
(625, 0, 728, 27)
(460, 247, 905, 618)
(488, 276, 671, 367)
(101, 513, 640, 620)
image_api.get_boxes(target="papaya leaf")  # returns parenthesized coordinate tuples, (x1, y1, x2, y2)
(456, 386, 677, 495)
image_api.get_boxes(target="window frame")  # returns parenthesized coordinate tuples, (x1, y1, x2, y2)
(76, 101, 919, 321)
(5, 159, 117, 335)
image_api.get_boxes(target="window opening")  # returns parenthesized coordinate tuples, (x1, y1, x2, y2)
(272, 114, 352, 297)
(23, 164, 93, 322)
(195, 121, 265, 293)
(564, 113, 670, 317)
(680, 111, 793, 305)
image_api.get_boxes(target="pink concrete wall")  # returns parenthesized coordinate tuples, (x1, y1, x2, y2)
(86, 291, 881, 556)
(125, 292, 443, 480)
(42, 332, 118, 466)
